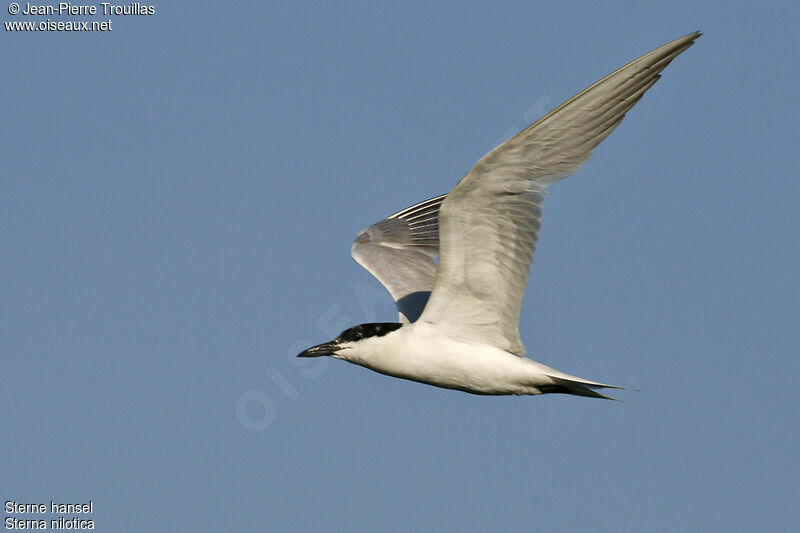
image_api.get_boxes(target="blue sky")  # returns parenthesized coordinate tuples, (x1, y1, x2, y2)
(2, 1, 798, 531)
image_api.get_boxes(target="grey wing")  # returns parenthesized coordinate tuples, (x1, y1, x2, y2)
(351, 195, 446, 323)
(420, 32, 701, 355)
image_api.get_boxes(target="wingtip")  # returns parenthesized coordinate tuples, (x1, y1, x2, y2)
(678, 31, 702, 47)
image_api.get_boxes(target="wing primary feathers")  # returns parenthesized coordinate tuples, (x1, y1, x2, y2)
(351, 194, 447, 323)
(418, 32, 700, 354)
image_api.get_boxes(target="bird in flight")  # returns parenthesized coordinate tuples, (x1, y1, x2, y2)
(299, 32, 700, 399)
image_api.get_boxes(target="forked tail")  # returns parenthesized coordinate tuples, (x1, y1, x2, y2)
(542, 374, 628, 400)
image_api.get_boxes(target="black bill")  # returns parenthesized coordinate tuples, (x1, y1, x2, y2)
(297, 341, 339, 358)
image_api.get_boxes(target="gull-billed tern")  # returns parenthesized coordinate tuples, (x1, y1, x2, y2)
(299, 32, 701, 399)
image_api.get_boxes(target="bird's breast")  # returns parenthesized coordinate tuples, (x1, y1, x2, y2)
(347, 324, 545, 395)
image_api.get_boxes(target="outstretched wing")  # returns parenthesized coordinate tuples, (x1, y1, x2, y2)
(351, 195, 446, 323)
(420, 32, 701, 355)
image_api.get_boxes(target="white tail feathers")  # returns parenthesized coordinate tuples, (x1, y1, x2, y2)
(543, 374, 628, 400)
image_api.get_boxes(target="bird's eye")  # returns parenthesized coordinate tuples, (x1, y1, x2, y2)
(340, 328, 363, 342)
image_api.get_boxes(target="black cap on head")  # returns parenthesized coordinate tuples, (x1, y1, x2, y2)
(297, 323, 402, 357)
